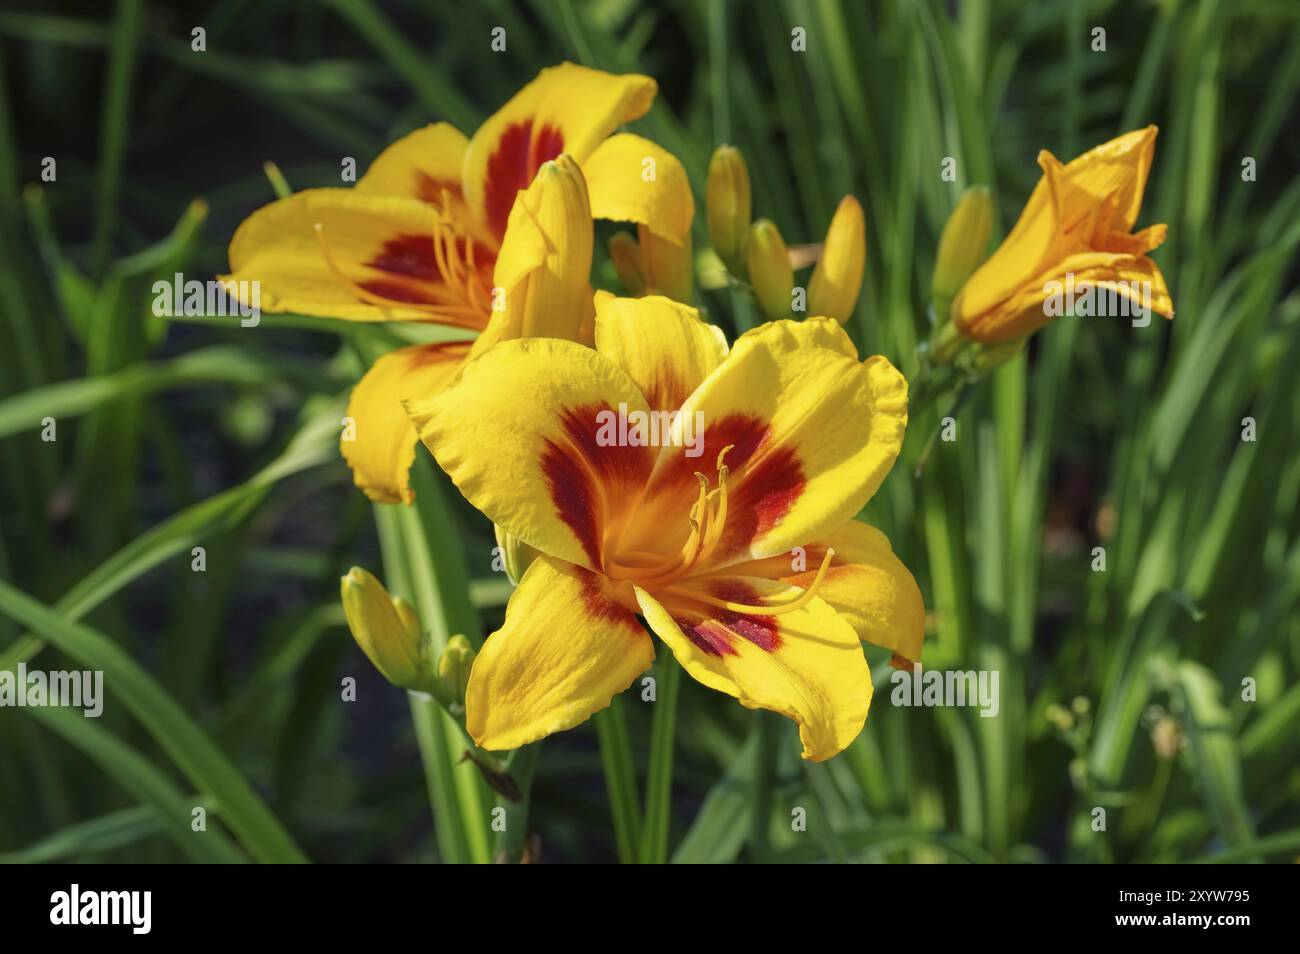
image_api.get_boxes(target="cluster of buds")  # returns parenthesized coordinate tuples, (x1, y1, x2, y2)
(705, 145, 866, 324)
(340, 567, 476, 712)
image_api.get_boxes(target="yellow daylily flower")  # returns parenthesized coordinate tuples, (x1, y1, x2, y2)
(223, 63, 694, 504)
(952, 126, 1173, 344)
(406, 294, 926, 761)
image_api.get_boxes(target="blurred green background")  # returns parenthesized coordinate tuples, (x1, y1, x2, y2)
(0, 0, 1297, 863)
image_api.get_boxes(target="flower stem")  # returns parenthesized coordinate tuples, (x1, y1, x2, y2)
(493, 743, 541, 863)
(406, 689, 470, 863)
(594, 697, 642, 863)
(374, 461, 493, 864)
(639, 657, 682, 863)
(750, 710, 778, 861)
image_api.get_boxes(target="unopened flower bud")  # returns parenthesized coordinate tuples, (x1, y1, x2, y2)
(707, 145, 752, 275)
(745, 218, 794, 320)
(340, 567, 434, 692)
(932, 185, 993, 323)
(637, 223, 693, 303)
(437, 634, 476, 710)
(608, 231, 646, 296)
(808, 195, 867, 322)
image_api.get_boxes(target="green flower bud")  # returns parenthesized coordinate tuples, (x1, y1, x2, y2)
(932, 185, 993, 323)
(437, 634, 476, 710)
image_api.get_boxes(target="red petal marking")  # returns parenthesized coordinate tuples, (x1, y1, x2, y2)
(645, 366, 688, 414)
(541, 440, 601, 568)
(541, 403, 655, 569)
(656, 413, 805, 552)
(483, 119, 565, 238)
(672, 581, 780, 657)
(358, 279, 437, 304)
(560, 402, 655, 488)
(576, 567, 642, 632)
(366, 233, 440, 282)
(414, 173, 464, 205)
(357, 233, 494, 307)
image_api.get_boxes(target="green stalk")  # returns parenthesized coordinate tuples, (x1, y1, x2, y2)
(749, 710, 777, 861)
(398, 463, 493, 862)
(373, 504, 477, 864)
(493, 744, 540, 863)
(92, 0, 143, 275)
(593, 698, 641, 863)
(406, 690, 471, 864)
(639, 656, 682, 863)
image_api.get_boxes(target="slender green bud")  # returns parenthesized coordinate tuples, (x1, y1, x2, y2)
(932, 186, 993, 323)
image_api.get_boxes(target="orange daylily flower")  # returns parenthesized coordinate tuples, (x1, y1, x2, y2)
(952, 126, 1173, 344)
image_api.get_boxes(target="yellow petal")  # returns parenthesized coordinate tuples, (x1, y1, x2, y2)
(224, 188, 492, 325)
(960, 250, 1174, 343)
(727, 520, 926, 663)
(471, 155, 595, 357)
(407, 337, 654, 570)
(953, 155, 1063, 330)
(463, 63, 657, 239)
(356, 122, 465, 201)
(342, 342, 471, 504)
(636, 578, 871, 761)
(467, 556, 654, 750)
(808, 195, 866, 323)
(1059, 125, 1157, 233)
(583, 133, 694, 244)
(617, 318, 908, 566)
(1072, 256, 1175, 319)
(593, 292, 728, 413)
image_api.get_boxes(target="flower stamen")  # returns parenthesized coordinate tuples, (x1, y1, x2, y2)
(664, 548, 836, 617)
(313, 220, 488, 328)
